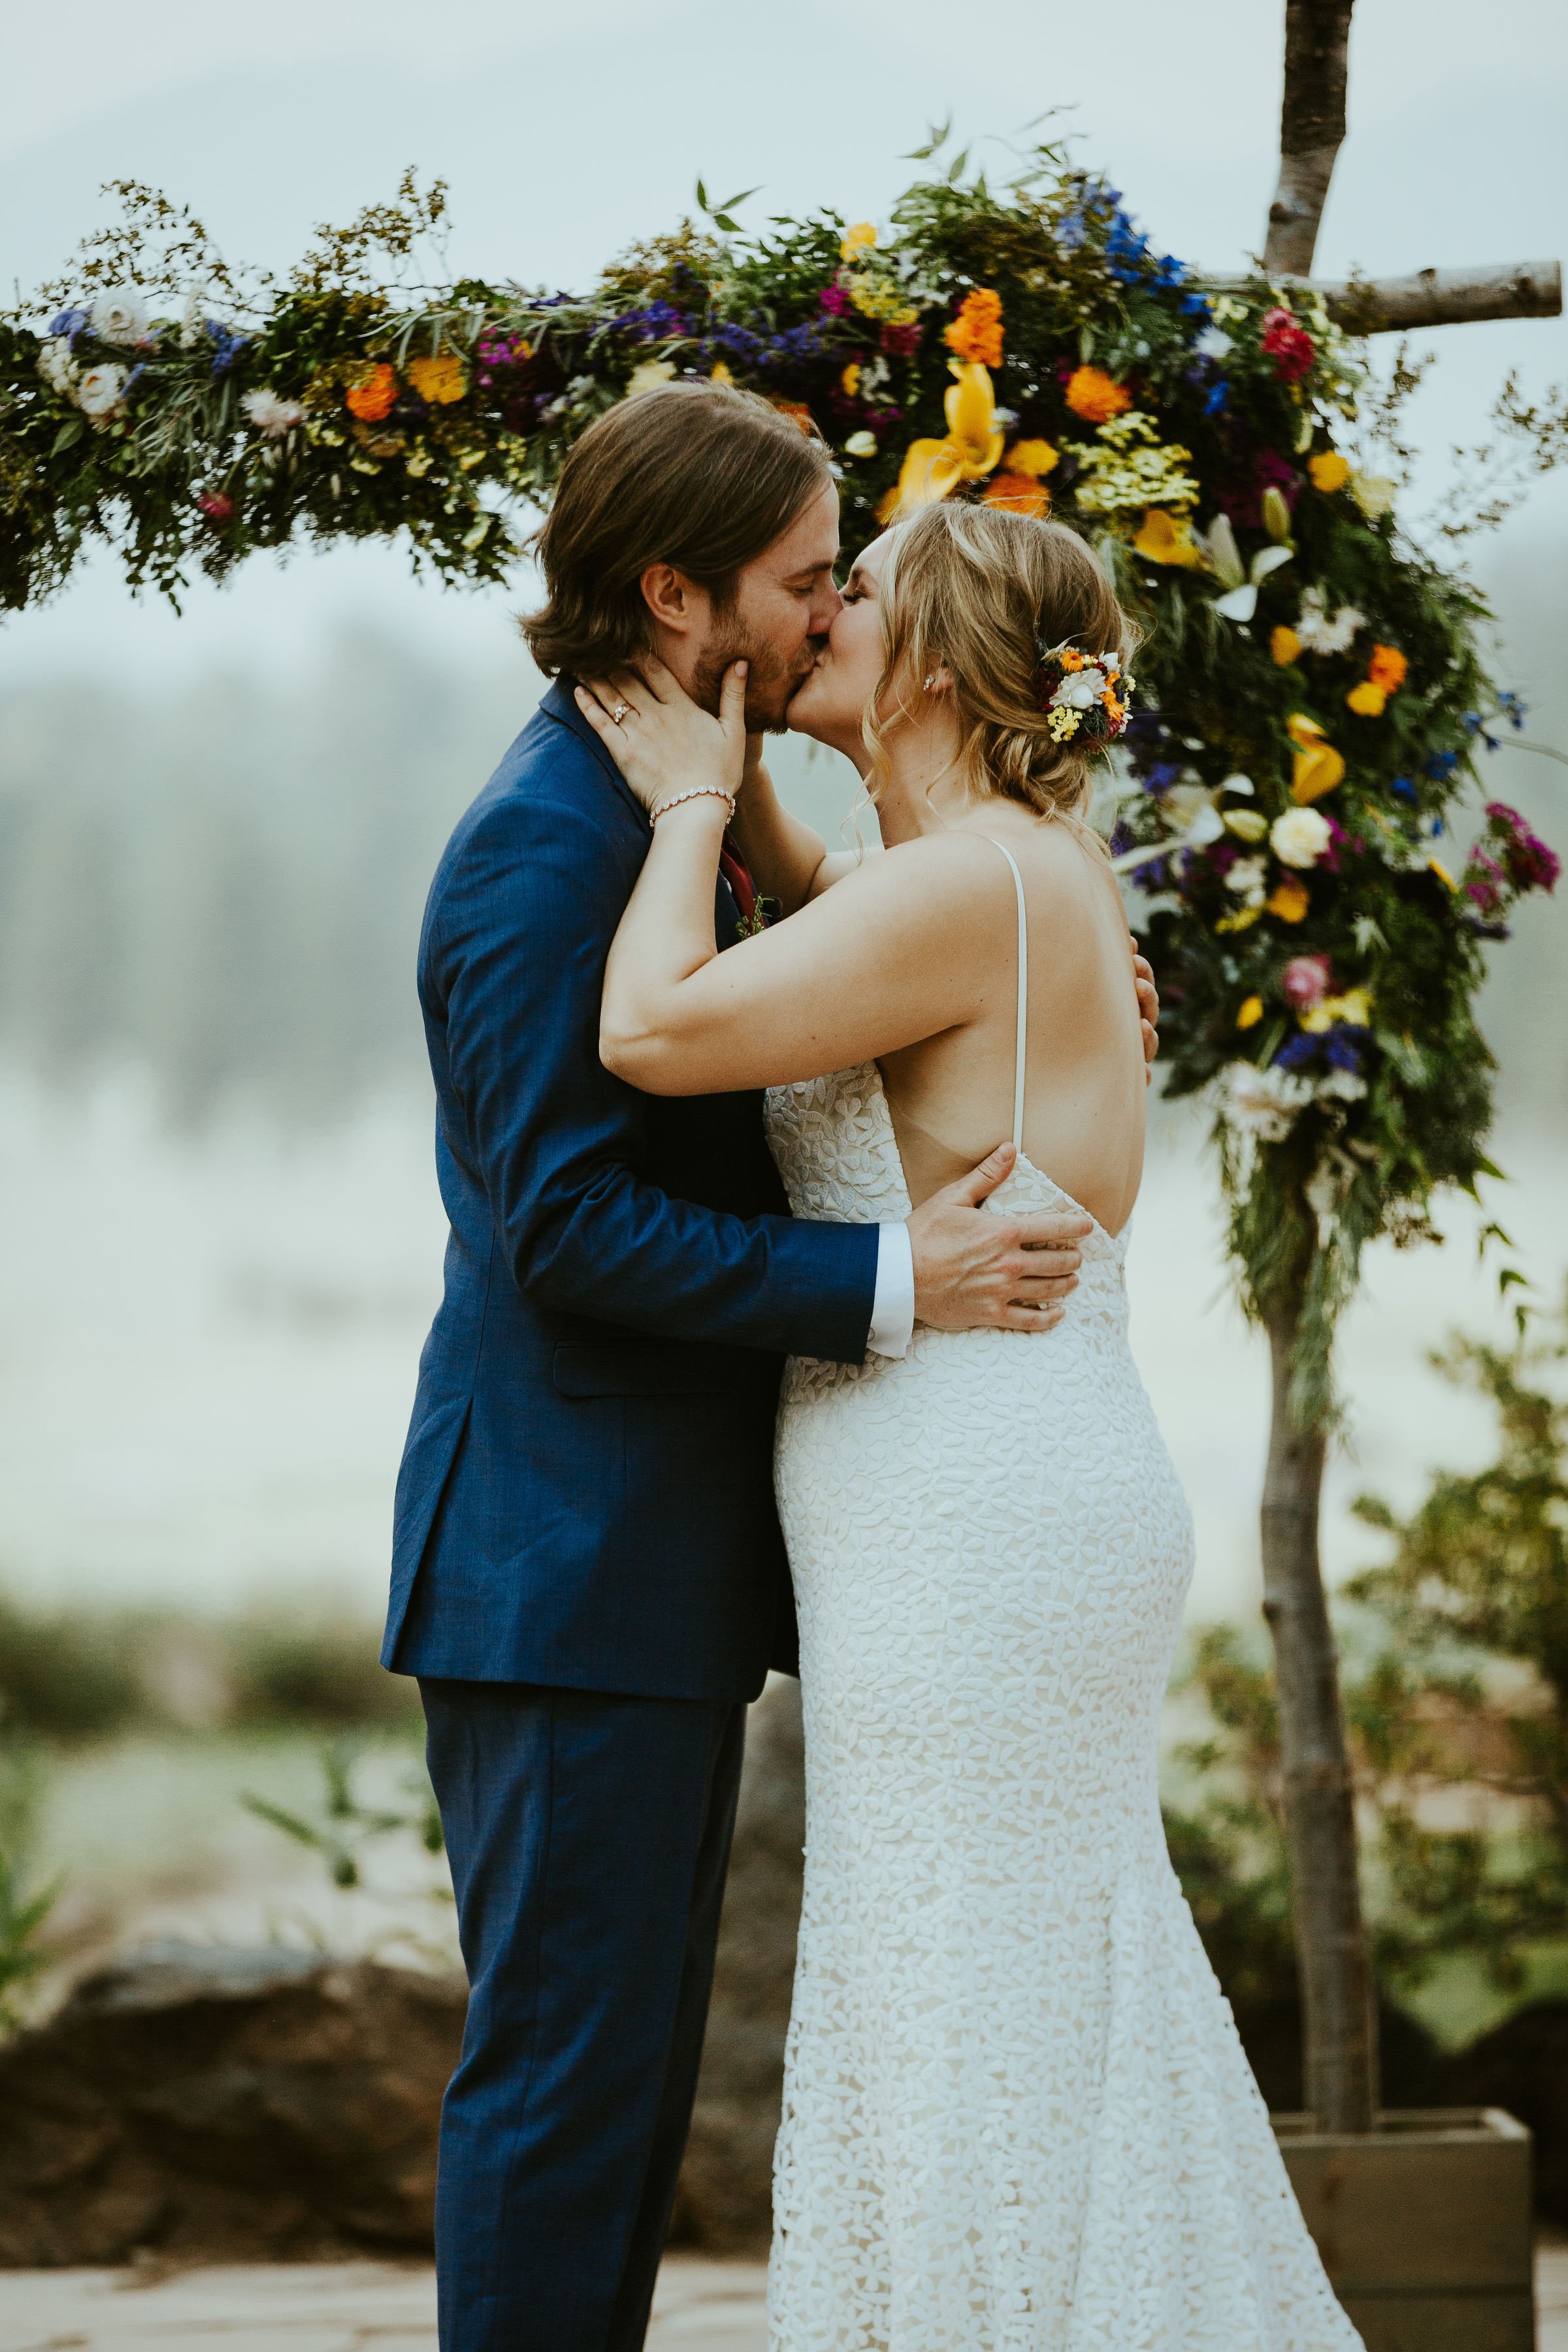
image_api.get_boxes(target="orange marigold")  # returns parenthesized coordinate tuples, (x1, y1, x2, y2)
(1367, 643, 1409, 694)
(944, 287, 1004, 369)
(346, 363, 398, 423)
(981, 470, 1050, 516)
(1064, 366, 1132, 424)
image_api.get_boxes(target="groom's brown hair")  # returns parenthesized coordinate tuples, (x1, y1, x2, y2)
(523, 382, 832, 679)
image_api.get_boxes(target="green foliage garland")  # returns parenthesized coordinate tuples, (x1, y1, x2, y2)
(2, 148, 1558, 1417)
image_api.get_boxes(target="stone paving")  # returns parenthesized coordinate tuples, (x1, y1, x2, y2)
(0, 2257, 766, 2352)
(4, 2249, 1568, 2350)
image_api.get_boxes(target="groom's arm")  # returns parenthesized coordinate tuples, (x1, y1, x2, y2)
(431, 791, 878, 1362)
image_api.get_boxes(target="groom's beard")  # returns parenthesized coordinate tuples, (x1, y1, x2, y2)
(691, 625, 825, 733)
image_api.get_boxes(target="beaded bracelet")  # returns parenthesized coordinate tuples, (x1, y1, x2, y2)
(648, 785, 737, 826)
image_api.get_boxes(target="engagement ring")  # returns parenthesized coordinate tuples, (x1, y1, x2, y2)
(610, 701, 629, 724)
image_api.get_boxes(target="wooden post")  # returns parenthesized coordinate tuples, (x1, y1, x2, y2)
(1265, 0, 1356, 278)
(1261, 1301, 1378, 2131)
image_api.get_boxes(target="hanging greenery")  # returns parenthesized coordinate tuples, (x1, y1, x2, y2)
(1, 146, 1558, 1416)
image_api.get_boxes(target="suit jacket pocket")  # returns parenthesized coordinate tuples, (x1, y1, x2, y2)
(551, 1341, 774, 1399)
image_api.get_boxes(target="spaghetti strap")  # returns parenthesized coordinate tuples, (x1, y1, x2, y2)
(983, 838, 1028, 1151)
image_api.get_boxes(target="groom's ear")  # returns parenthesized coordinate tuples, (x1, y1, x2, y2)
(639, 561, 702, 636)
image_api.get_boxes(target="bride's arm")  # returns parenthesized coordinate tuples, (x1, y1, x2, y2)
(729, 743, 864, 913)
(578, 662, 987, 1098)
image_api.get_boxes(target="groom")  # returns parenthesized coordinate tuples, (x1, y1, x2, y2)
(384, 380, 1156, 2352)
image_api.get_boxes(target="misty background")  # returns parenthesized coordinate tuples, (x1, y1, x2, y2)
(2, 0, 1565, 1639)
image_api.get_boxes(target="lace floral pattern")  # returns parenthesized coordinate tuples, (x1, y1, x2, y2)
(762, 1064, 1361, 2350)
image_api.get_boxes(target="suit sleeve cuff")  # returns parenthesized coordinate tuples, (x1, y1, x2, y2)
(866, 1220, 915, 1358)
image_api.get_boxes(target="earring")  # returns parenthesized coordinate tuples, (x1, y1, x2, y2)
(923, 675, 936, 691)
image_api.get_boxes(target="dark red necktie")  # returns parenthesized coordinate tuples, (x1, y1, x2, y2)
(719, 834, 759, 932)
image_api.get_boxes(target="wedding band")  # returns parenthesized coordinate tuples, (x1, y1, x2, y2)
(610, 701, 629, 724)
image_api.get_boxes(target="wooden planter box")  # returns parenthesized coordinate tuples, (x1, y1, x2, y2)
(1273, 2108, 1533, 2351)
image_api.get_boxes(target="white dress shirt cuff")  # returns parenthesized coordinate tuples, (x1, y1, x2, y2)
(867, 1220, 915, 1359)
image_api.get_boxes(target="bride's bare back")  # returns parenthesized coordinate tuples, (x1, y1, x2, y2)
(879, 816, 1146, 1237)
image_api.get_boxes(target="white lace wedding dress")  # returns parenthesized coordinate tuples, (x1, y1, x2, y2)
(762, 841, 1360, 2351)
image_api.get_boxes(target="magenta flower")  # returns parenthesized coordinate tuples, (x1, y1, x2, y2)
(818, 286, 851, 316)
(197, 492, 235, 523)
(1281, 955, 1332, 1011)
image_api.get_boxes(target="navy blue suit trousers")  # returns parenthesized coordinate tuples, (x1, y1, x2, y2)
(422, 1678, 745, 2352)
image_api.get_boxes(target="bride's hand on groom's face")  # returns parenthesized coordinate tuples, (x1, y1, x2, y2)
(576, 657, 749, 816)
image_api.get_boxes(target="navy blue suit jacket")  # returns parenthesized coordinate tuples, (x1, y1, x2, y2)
(383, 681, 879, 1702)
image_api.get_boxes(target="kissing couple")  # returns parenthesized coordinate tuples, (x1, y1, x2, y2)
(382, 382, 1362, 2351)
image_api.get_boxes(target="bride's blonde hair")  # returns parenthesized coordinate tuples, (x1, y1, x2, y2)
(864, 502, 1136, 821)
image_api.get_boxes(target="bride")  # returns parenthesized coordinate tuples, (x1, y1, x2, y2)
(576, 502, 1359, 2351)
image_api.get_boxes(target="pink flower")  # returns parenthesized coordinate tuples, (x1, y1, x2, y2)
(197, 492, 235, 522)
(818, 286, 851, 316)
(1260, 305, 1316, 384)
(879, 320, 923, 357)
(1281, 955, 1333, 1011)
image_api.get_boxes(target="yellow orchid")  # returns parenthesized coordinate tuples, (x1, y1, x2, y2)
(1301, 987, 1373, 1034)
(1286, 711, 1346, 804)
(879, 362, 1006, 520)
(1133, 507, 1203, 566)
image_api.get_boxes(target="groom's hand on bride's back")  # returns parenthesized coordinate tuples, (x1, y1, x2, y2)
(908, 1144, 1091, 1333)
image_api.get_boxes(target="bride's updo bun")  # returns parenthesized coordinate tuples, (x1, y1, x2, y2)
(868, 501, 1135, 821)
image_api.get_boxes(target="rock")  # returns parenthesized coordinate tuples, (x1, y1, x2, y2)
(671, 1676, 805, 2255)
(0, 1942, 465, 2264)
(0, 1684, 807, 2268)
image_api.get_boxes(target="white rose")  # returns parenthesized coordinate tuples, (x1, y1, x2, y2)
(1222, 1060, 1313, 1143)
(76, 363, 129, 420)
(1226, 855, 1267, 903)
(1270, 806, 1333, 869)
(90, 289, 149, 346)
(37, 339, 80, 397)
(1056, 666, 1109, 708)
(242, 388, 304, 438)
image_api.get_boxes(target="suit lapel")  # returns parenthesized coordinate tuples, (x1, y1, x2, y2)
(537, 678, 742, 953)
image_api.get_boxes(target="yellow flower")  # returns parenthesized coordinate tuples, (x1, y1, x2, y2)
(1428, 857, 1456, 890)
(1237, 995, 1264, 1029)
(1301, 987, 1373, 1035)
(407, 354, 466, 405)
(1065, 366, 1131, 423)
(1286, 712, 1346, 804)
(841, 222, 877, 260)
(1346, 680, 1387, 716)
(1271, 625, 1302, 666)
(1132, 507, 1203, 566)
(1215, 907, 1264, 934)
(710, 360, 736, 386)
(944, 287, 1004, 368)
(1267, 876, 1311, 923)
(1308, 450, 1351, 493)
(841, 362, 862, 399)
(880, 361, 1005, 519)
(1007, 438, 1058, 479)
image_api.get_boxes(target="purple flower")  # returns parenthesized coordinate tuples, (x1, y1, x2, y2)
(1324, 1026, 1367, 1074)
(1427, 750, 1460, 780)
(1484, 801, 1560, 894)
(49, 307, 90, 343)
(205, 321, 249, 378)
(1204, 380, 1230, 416)
(819, 286, 851, 316)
